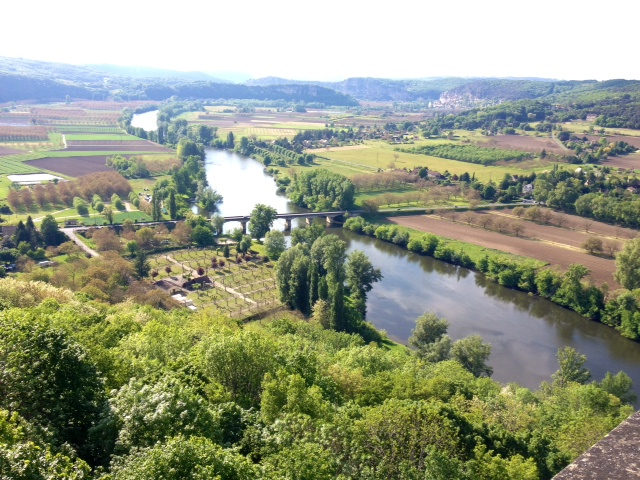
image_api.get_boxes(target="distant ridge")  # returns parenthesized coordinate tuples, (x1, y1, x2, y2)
(87, 64, 228, 83)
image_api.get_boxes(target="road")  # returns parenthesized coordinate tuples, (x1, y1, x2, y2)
(61, 227, 100, 257)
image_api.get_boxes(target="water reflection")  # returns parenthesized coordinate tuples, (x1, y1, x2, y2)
(203, 149, 640, 400)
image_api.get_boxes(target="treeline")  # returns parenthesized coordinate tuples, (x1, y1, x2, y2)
(6, 171, 131, 213)
(277, 228, 382, 336)
(400, 143, 532, 165)
(245, 142, 312, 166)
(106, 155, 150, 178)
(121, 81, 358, 106)
(287, 169, 355, 211)
(533, 166, 640, 228)
(0, 277, 635, 479)
(344, 216, 640, 341)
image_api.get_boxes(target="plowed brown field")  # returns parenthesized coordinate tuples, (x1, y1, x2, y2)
(0, 146, 22, 156)
(25, 156, 115, 176)
(479, 134, 567, 154)
(389, 214, 623, 287)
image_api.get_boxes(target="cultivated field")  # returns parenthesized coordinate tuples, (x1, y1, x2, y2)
(388, 212, 629, 287)
(475, 134, 567, 155)
(601, 152, 640, 170)
(0, 146, 23, 157)
(26, 156, 115, 176)
(309, 141, 555, 183)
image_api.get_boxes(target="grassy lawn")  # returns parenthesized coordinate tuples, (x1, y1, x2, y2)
(128, 176, 170, 194)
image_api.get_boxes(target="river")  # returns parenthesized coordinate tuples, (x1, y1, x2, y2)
(131, 110, 158, 132)
(204, 148, 640, 397)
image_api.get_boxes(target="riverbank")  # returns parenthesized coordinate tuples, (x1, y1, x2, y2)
(344, 215, 639, 344)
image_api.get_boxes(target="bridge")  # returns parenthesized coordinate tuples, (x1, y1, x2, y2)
(224, 210, 362, 234)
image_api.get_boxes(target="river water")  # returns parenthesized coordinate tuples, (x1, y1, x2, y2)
(131, 110, 158, 132)
(205, 149, 640, 396)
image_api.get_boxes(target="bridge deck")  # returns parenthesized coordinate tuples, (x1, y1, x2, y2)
(223, 210, 362, 221)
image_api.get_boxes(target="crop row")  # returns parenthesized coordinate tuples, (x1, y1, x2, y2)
(0, 159, 40, 174)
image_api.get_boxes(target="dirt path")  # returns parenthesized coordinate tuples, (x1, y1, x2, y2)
(389, 215, 619, 287)
(61, 228, 100, 258)
(164, 255, 256, 304)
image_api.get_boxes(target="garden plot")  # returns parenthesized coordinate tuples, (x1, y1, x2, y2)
(150, 247, 280, 318)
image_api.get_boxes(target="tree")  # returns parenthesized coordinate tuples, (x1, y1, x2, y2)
(614, 237, 640, 290)
(0, 314, 105, 456)
(346, 250, 382, 319)
(409, 312, 452, 363)
(105, 435, 257, 480)
(176, 138, 204, 161)
(410, 312, 449, 348)
(236, 235, 252, 255)
(249, 204, 277, 240)
(103, 206, 114, 225)
(196, 185, 223, 213)
(93, 228, 123, 252)
(226, 131, 235, 149)
(168, 190, 177, 220)
(512, 222, 525, 237)
(107, 375, 220, 454)
(191, 225, 215, 247)
(264, 230, 286, 260)
(151, 190, 163, 222)
(133, 250, 151, 279)
(553, 346, 591, 387)
(39, 214, 64, 246)
(582, 236, 603, 254)
(598, 371, 636, 404)
(211, 213, 225, 236)
(451, 335, 493, 377)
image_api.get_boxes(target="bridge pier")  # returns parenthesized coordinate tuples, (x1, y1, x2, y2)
(284, 218, 291, 231)
(240, 221, 247, 234)
(306, 217, 312, 226)
(326, 216, 335, 227)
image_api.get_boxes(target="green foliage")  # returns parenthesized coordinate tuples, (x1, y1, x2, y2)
(176, 138, 205, 160)
(191, 225, 215, 247)
(132, 251, 151, 279)
(615, 238, 640, 290)
(104, 435, 258, 480)
(0, 313, 105, 457)
(287, 169, 355, 211)
(248, 203, 277, 240)
(0, 292, 634, 478)
(264, 229, 286, 260)
(450, 335, 493, 378)
(106, 375, 221, 455)
(39, 214, 65, 246)
(553, 346, 592, 387)
(401, 144, 531, 165)
(106, 155, 150, 178)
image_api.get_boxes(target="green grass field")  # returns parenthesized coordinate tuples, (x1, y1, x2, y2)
(304, 141, 554, 183)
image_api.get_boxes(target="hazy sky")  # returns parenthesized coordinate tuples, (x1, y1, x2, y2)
(2, 0, 637, 81)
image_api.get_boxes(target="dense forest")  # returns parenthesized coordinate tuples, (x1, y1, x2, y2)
(0, 278, 634, 479)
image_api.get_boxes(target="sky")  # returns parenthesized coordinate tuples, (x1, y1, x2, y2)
(2, 0, 638, 82)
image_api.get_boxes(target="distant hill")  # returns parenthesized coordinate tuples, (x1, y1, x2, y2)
(87, 64, 227, 83)
(246, 76, 607, 103)
(0, 56, 357, 105)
